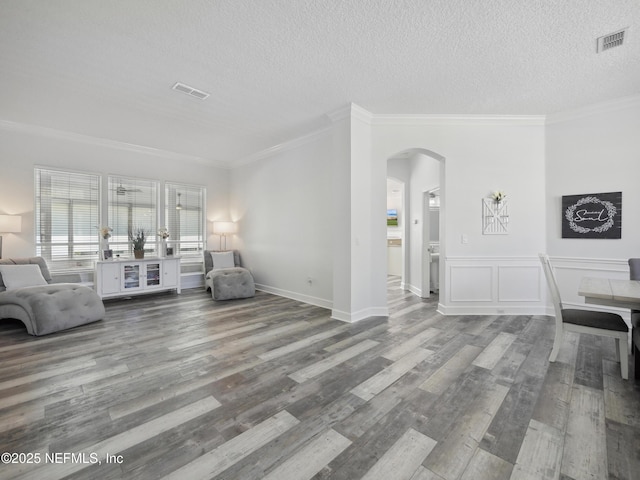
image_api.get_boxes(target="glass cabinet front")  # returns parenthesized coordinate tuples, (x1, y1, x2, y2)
(146, 263, 161, 287)
(123, 264, 141, 289)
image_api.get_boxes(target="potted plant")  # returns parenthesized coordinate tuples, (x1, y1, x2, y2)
(128, 227, 148, 259)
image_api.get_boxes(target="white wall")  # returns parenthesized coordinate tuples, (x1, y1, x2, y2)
(545, 96, 640, 317)
(348, 108, 388, 320)
(372, 115, 548, 315)
(0, 122, 229, 280)
(231, 109, 548, 319)
(229, 128, 335, 309)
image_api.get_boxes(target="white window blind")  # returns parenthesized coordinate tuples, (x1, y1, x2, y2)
(35, 167, 100, 271)
(108, 176, 159, 257)
(165, 183, 205, 260)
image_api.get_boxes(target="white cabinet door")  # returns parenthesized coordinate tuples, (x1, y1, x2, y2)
(162, 258, 179, 289)
(99, 263, 121, 295)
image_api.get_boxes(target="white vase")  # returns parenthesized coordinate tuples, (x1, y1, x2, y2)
(100, 238, 110, 260)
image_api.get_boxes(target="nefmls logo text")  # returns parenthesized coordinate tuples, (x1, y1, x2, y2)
(46, 452, 99, 464)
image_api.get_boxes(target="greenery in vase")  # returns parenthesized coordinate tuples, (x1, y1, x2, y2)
(128, 227, 149, 251)
(490, 190, 506, 202)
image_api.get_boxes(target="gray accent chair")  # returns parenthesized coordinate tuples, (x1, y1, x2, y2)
(629, 258, 640, 379)
(539, 254, 629, 379)
(0, 257, 105, 335)
(204, 250, 255, 301)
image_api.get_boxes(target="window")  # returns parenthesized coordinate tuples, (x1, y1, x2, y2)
(108, 176, 159, 257)
(34, 169, 206, 271)
(35, 167, 100, 271)
(165, 183, 206, 260)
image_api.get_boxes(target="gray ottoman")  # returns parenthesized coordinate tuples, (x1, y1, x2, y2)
(205, 267, 255, 301)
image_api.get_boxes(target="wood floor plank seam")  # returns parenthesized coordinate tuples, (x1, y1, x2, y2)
(161, 410, 300, 480)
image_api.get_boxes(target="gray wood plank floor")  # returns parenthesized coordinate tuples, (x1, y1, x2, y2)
(1, 276, 639, 479)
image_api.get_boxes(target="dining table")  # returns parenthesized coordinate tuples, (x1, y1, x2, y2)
(578, 276, 640, 310)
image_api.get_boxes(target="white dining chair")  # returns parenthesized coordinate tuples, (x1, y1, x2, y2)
(539, 254, 629, 380)
(629, 258, 640, 379)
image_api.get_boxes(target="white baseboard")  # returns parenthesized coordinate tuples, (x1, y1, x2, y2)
(255, 283, 332, 310)
(437, 304, 550, 316)
(331, 306, 389, 323)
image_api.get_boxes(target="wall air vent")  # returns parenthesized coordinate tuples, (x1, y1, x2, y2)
(172, 82, 210, 100)
(596, 28, 628, 53)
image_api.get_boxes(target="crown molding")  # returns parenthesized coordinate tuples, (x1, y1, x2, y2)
(371, 113, 546, 126)
(326, 104, 351, 123)
(232, 124, 334, 168)
(351, 103, 374, 124)
(326, 103, 373, 124)
(546, 94, 640, 125)
(234, 103, 369, 167)
(0, 119, 228, 169)
(234, 105, 547, 167)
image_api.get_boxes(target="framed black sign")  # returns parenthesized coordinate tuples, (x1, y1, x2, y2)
(562, 191, 622, 239)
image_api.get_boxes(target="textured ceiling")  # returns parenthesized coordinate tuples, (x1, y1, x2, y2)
(1, 0, 639, 166)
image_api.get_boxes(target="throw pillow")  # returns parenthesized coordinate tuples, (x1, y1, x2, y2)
(0, 264, 48, 290)
(211, 251, 235, 269)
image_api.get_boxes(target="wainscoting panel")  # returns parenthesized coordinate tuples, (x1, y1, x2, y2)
(443, 257, 547, 316)
(449, 265, 493, 302)
(498, 265, 541, 302)
(442, 256, 633, 320)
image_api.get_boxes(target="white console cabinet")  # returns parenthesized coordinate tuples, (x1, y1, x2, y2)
(95, 257, 181, 299)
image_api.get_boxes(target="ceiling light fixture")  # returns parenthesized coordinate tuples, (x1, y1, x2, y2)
(172, 82, 210, 100)
(176, 193, 183, 210)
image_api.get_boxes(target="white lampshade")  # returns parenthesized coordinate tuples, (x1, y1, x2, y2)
(212, 221, 237, 235)
(0, 215, 21, 233)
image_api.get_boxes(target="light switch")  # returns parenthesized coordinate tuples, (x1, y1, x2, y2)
(461, 234, 469, 244)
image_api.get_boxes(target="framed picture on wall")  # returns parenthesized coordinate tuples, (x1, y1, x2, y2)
(387, 209, 398, 226)
(562, 191, 622, 239)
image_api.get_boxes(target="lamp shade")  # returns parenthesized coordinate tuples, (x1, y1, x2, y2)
(212, 221, 237, 235)
(0, 215, 21, 233)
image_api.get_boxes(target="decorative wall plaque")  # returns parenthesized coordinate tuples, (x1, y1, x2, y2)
(562, 191, 621, 239)
(482, 198, 509, 235)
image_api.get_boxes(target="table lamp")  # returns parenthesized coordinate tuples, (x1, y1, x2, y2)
(212, 221, 237, 250)
(0, 215, 22, 259)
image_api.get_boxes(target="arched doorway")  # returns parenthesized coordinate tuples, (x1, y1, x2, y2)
(386, 148, 445, 305)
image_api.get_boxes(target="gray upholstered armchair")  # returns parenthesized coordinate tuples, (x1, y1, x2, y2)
(203, 250, 255, 301)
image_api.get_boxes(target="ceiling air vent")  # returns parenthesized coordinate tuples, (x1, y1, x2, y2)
(172, 82, 210, 100)
(596, 28, 628, 53)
